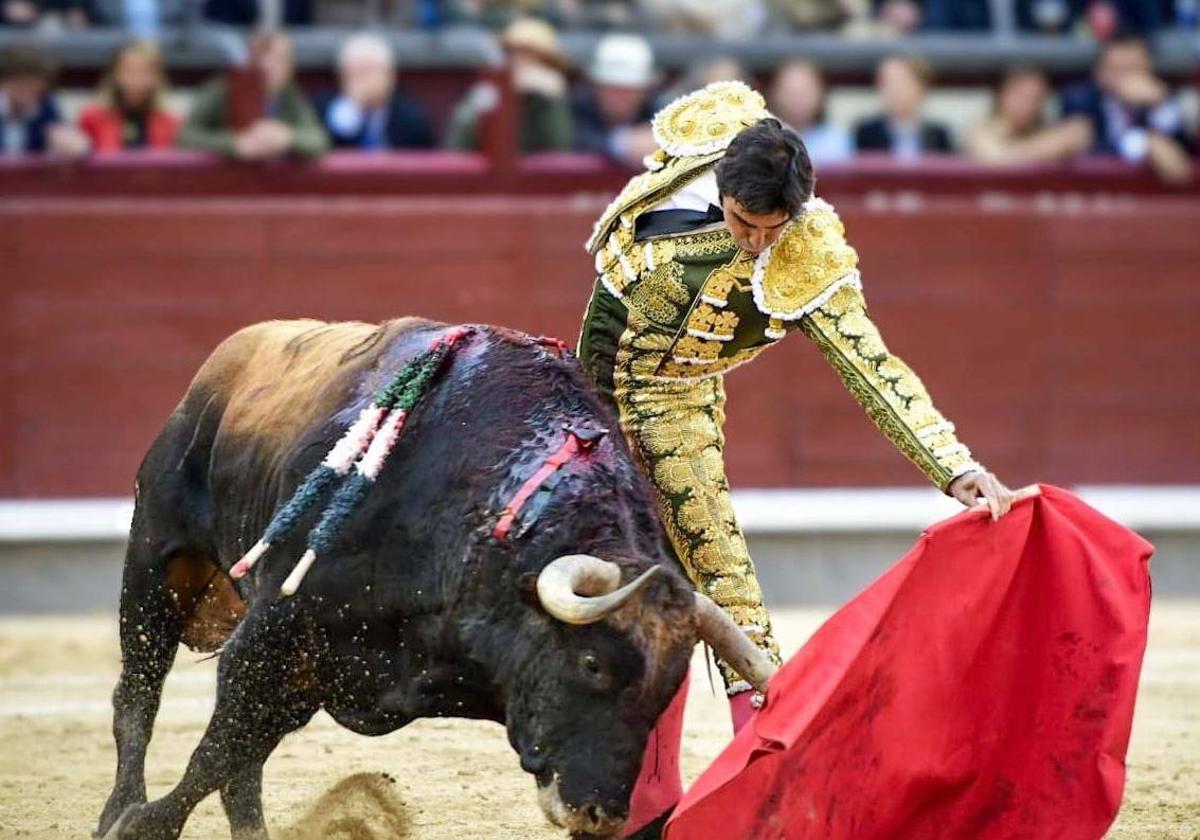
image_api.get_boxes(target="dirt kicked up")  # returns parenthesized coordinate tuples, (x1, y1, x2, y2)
(0, 605, 1197, 839)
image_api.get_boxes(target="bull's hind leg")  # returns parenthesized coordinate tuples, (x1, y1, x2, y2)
(105, 603, 318, 840)
(96, 525, 184, 837)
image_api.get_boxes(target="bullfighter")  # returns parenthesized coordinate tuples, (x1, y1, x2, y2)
(576, 80, 1016, 732)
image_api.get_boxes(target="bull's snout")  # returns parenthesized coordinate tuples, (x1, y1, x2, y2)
(537, 776, 627, 837)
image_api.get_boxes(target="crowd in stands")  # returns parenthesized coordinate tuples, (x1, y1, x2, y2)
(1, 0, 1197, 33)
(0, 23, 1194, 182)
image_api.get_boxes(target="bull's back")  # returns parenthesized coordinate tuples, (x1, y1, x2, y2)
(193, 317, 435, 449)
(140, 317, 442, 540)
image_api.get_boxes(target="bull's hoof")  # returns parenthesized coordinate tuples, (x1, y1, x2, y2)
(99, 804, 138, 840)
(230, 827, 270, 840)
(96, 790, 146, 838)
(100, 802, 181, 840)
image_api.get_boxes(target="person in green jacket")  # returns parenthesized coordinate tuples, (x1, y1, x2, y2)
(444, 18, 572, 154)
(178, 31, 329, 160)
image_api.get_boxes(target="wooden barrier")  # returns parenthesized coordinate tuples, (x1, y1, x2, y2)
(1, 159, 1197, 497)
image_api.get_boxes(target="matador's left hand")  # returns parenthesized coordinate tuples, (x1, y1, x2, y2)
(947, 470, 1016, 521)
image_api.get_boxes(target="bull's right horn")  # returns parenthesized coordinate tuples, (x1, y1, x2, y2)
(536, 554, 660, 625)
(694, 593, 777, 694)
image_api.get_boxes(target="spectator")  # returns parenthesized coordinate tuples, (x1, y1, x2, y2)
(178, 31, 328, 160)
(1061, 34, 1193, 183)
(441, 0, 576, 28)
(768, 59, 852, 165)
(921, 0, 990, 29)
(78, 41, 180, 152)
(665, 55, 750, 101)
(571, 33, 660, 168)
(639, 0, 766, 39)
(1016, 0, 1169, 35)
(966, 67, 1092, 165)
(1, 0, 88, 27)
(765, 0, 863, 30)
(204, 0, 312, 26)
(316, 33, 434, 150)
(854, 55, 953, 157)
(88, 0, 188, 34)
(0, 44, 88, 157)
(445, 18, 572, 153)
(860, 0, 921, 33)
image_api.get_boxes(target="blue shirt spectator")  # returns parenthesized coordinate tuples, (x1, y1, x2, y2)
(1017, 0, 1170, 33)
(768, 59, 852, 166)
(0, 44, 88, 157)
(1061, 34, 1193, 182)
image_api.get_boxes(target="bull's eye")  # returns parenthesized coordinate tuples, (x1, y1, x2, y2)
(577, 652, 611, 690)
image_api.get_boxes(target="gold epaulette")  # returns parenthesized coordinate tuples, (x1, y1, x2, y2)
(585, 81, 771, 257)
(748, 198, 862, 321)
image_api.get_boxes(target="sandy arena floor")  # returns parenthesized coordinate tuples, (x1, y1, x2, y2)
(0, 604, 1196, 839)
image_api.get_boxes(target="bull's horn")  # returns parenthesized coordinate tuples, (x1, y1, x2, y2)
(694, 593, 777, 694)
(536, 554, 660, 625)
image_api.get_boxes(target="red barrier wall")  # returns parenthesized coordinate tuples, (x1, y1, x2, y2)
(2, 173, 1198, 497)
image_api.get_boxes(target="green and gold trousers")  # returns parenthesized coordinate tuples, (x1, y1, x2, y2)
(576, 219, 984, 690)
(577, 238, 784, 694)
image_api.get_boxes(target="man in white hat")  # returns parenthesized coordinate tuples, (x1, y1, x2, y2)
(571, 33, 661, 168)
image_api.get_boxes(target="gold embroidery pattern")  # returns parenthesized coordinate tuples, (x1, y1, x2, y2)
(612, 309, 782, 692)
(653, 248, 787, 381)
(800, 285, 983, 490)
(651, 80, 769, 157)
(655, 347, 772, 381)
(625, 261, 690, 326)
(686, 304, 738, 340)
(752, 200, 861, 321)
(672, 228, 740, 261)
(588, 82, 769, 256)
(587, 156, 720, 257)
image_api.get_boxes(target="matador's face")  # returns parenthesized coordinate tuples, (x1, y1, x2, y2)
(719, 194, 792, 256)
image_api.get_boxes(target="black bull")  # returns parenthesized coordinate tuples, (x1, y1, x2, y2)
(96, 318, 773, 840)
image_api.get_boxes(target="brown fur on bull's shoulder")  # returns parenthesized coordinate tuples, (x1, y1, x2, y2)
(164, 316, 441, 652)
(188, 316, 436, 454)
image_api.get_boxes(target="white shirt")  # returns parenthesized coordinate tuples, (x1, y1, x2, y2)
(645, 170, 725, 234)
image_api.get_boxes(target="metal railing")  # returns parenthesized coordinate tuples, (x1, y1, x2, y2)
(0, 24, 1195, 76)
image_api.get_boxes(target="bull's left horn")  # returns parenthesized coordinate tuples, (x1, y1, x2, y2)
(536, 554, 660, 625)
(694, 593, 777, 695)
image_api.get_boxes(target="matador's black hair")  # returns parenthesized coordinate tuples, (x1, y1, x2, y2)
(714, 118, 814, 218)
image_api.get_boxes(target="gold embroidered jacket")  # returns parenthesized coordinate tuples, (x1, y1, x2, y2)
(579, 81, 983, 492)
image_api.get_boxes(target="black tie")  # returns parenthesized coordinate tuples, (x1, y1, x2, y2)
(634, 203, 725, 241)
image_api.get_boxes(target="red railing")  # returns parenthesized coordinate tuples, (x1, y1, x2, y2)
(0, 150, 1195, 197)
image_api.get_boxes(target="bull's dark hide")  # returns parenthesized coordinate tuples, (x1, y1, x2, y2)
(97, 317, 696, 840)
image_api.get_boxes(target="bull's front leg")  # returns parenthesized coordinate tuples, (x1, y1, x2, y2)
(96, 531, 184, 838)
(220, 764, 268, 840)
(105, 604, 318, 840)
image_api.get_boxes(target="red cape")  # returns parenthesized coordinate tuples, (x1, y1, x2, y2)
(667, 484, 1153, 840)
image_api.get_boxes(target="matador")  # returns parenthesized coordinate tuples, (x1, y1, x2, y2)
(574, 84, 1015, 828)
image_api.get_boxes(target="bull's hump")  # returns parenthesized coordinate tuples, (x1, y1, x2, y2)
(199, 316, 445, 450)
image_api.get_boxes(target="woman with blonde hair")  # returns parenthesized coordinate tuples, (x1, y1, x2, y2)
(79, 40, 179, 152)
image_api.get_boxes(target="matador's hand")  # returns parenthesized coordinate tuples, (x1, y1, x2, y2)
(948, 470, 1016, 521)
